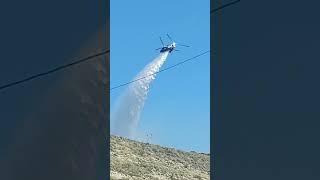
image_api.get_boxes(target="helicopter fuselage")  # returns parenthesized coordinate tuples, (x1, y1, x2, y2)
(160, 42, 176, 53)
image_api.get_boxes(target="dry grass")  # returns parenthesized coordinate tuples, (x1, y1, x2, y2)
(110, 135, 210, 180)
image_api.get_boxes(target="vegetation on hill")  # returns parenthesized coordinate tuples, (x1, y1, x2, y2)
(110, 135, 210, 180)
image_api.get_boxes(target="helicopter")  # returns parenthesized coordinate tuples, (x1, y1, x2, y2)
(155, 34, 190, 53)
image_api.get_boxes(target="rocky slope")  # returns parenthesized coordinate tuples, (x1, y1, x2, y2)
(110, 135, 210, 180)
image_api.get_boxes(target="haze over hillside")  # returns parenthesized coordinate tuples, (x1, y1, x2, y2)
(111, 135, 210, 180)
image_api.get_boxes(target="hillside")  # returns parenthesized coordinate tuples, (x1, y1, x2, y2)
(110, 135, 210, 180)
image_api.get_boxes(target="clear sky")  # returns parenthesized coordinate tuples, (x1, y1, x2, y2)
(110, 0, 210, 153)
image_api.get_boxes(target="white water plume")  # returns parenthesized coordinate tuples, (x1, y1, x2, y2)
(111, 52, 169, 139)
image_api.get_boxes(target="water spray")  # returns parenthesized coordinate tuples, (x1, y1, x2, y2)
(111, 52, 169, 139)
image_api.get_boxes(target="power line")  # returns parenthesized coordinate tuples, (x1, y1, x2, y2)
(0, 1, 238, 92)
(211, 0, 240, 14)
(110, 1, 239, 91)
(110, 50, 210, 91)
(0, 50, 109, 91)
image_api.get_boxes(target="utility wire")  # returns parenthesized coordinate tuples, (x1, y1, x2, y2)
(110, 0, 240, 91)
(0, 1, 239, 92)
(211, 0, 240, 14)
(0, 50, 109, 91)
(110, 50, 210, 91)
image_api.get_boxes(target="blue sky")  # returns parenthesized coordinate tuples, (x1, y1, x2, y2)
(110, 0, 210, 153)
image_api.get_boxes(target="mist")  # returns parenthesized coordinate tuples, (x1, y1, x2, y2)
(111, 52, 169, 139)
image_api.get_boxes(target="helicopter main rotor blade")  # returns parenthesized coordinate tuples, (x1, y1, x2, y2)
(166, 34, 173, 42)
(178, 44, 190, 47)
(159, 37, 164, 46)
(155, 47, 162, 50)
